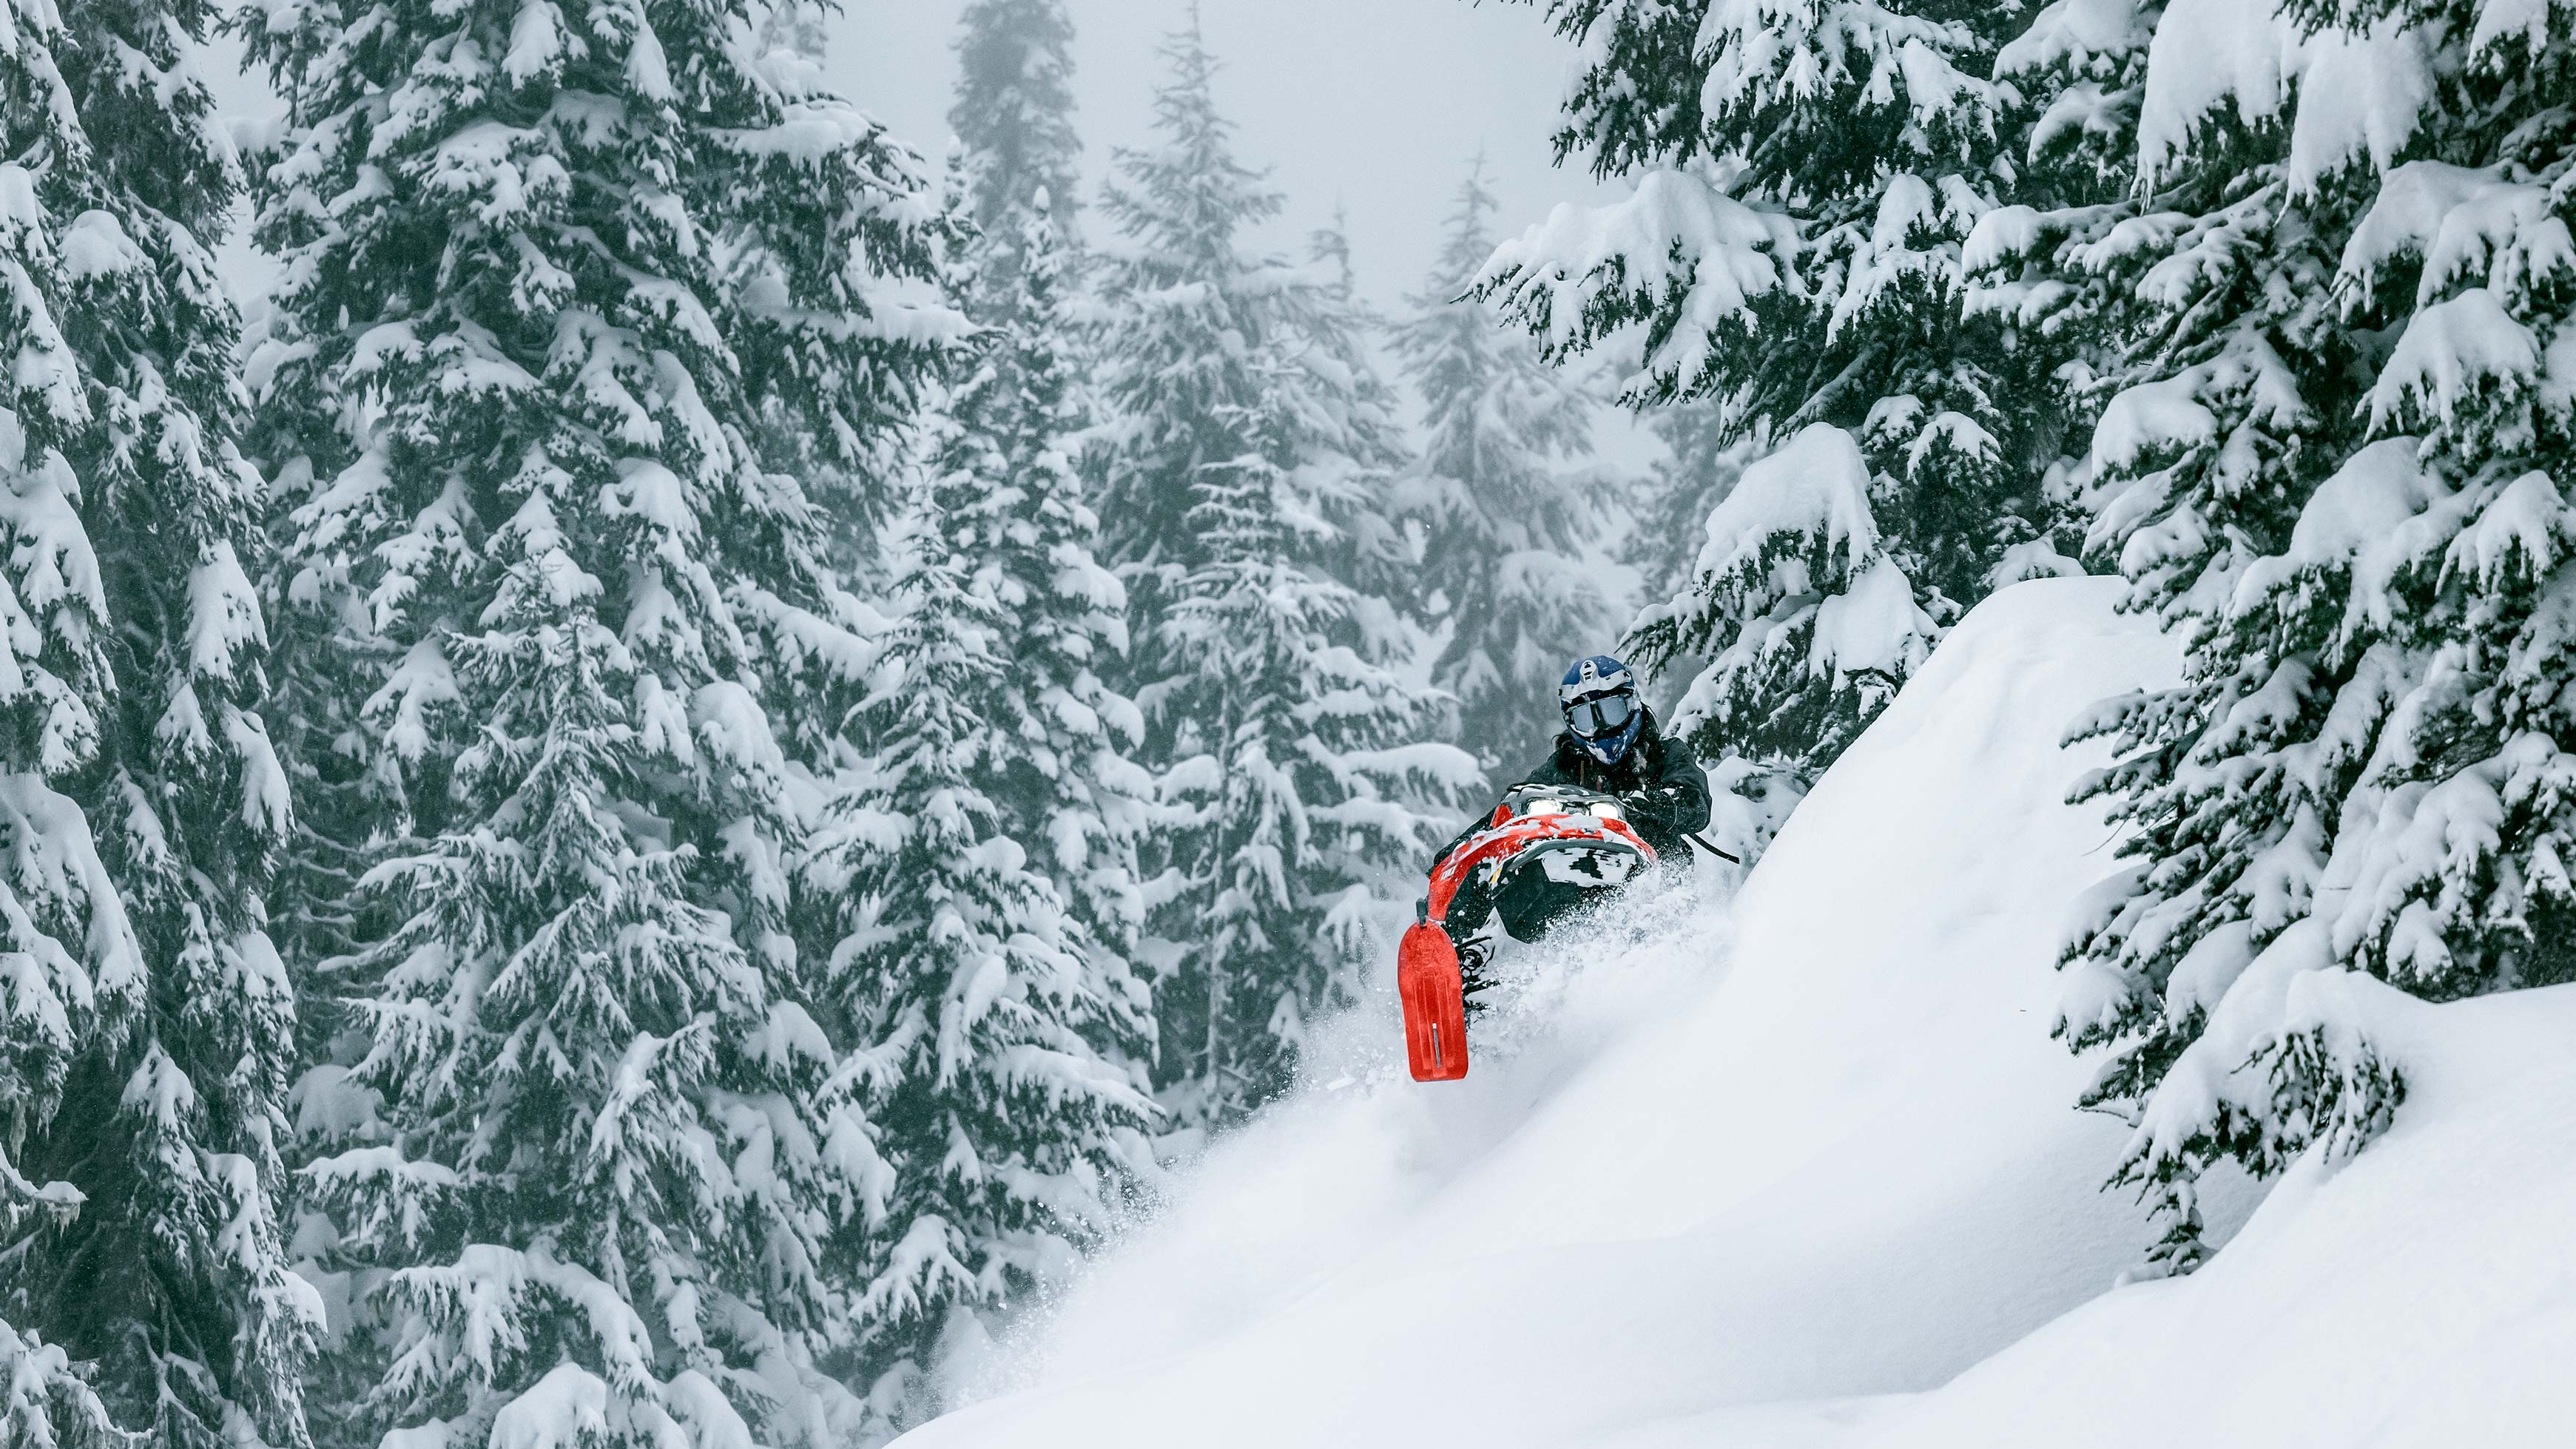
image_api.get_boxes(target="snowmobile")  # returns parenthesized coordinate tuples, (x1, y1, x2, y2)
(1395, 784, 1657, 1081)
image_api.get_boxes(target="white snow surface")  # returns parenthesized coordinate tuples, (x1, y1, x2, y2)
(1860, 971, 2576, 1449)
(905, 575, 2576, 1444)
(900, 578, 2187, 1448)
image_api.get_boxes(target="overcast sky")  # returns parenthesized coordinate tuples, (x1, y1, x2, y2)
(829, 0, 1612, 314)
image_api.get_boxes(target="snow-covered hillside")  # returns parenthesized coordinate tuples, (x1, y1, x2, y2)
(900, 577, 2187, 1447)
(1857, 979, 2576, 1448)
(905, 572, 2576, 1448)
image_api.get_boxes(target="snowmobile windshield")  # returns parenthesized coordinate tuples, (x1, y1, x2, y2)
(1565, 690, 1634, 739)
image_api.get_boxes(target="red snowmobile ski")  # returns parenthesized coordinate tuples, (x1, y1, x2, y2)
(1397, 786, 1656, 1081)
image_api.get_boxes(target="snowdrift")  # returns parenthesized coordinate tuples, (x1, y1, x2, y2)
(1855, 974, 2576, 1449)
(899, 578, 2185, 1447)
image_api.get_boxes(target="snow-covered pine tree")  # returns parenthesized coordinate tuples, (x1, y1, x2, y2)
(1090, 14, 1266, 620)
(939, 0, 1149, 971)
(1481, 0, 2085, 840)
(1095, 16, 1472, 1121)
(1093, 17, 1402, 626)
(757, 0, 831, 63)
(1293, 213, 1425, 640)
(950, 0, 1083, 274)
(1154, 413, 1472, 1122)
(240, 1, 960, 1445)
(0, 2, 319, 1445)
(1978, 0, 2576, 1270)
(1401, 158, 1617, 771)
(805, 205, 1158, 1413)
(1629, 400, 1754, 605)
(1395, 161, 1618, 769)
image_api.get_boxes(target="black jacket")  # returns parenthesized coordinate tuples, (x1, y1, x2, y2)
(1433, 709, 1713, 871)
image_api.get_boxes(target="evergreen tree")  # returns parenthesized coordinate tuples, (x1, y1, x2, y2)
(0, 1, 318, 1445)
(1093, 17, 1406, 618)
(1092, 16, 1266, 604)
(1394, 161, 1617, 769)
(240, 4, 959, 1448)
(971, 204, 1157, 973)
(806, 207, 1158, 1408)
(1630, 399, 1754, 606)
(943, 0, 1147, 965)
(1272, 217, 1435, 683)
(1295, 212, 1424, 636)
(950, 0, 1083, 271)
(1096, 17, 1471, 1121)
(1985, 0, 2576, 1269)
(1, 1306, 115, 1449)
(1483, 0, 2085, 816)
(1153, 422, 1469, 1122)
(757, 0, 831, 62)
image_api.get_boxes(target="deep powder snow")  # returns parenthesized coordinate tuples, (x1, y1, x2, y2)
(900, 577, 2188, 1447)
(902, 575, 2576, 1447)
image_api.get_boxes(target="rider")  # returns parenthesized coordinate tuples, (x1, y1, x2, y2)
(1432, 655, 1714, 962)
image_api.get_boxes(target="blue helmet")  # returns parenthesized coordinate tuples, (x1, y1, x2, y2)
(1560, 655, 1643, 766)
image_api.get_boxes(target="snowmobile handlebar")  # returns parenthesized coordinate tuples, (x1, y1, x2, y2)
(1688, 832, 1742, 864)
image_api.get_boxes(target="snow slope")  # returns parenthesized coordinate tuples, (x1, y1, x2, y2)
(1855, 974, 2576, 1449)
(898, 575, 2185, 1448)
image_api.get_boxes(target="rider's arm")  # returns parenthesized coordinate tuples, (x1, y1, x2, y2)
(1625, 733, 1713, 854)
(1661, 734, 1714, 835)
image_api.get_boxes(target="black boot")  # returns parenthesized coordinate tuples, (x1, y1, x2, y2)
(1456, 934, 1494, 1012)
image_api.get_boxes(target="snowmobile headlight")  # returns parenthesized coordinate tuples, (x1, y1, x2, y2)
(1590, 800, 1625, 822)
(1522, 798, 1565, 817)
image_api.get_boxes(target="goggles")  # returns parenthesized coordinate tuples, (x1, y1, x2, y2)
(1563, 689, 1635, 739)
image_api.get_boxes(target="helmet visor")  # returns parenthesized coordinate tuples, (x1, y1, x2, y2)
(1565, 690, 1635, 739)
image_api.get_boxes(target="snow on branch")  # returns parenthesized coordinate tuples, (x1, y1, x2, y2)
(2337, 162, 2576, 314)
(2137, 0, 2433, 192)
(1697, 1, 1997, 133)
(1475, 169, 1799, 401)
(2230, 438, 2453, 646)
(1690, 422, 1881, 589)
(1995, 0, 2153, 79)
(2366, 288, 2539, 435)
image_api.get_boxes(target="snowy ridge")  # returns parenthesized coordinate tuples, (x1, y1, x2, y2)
(897, 578, 2189, 1447)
